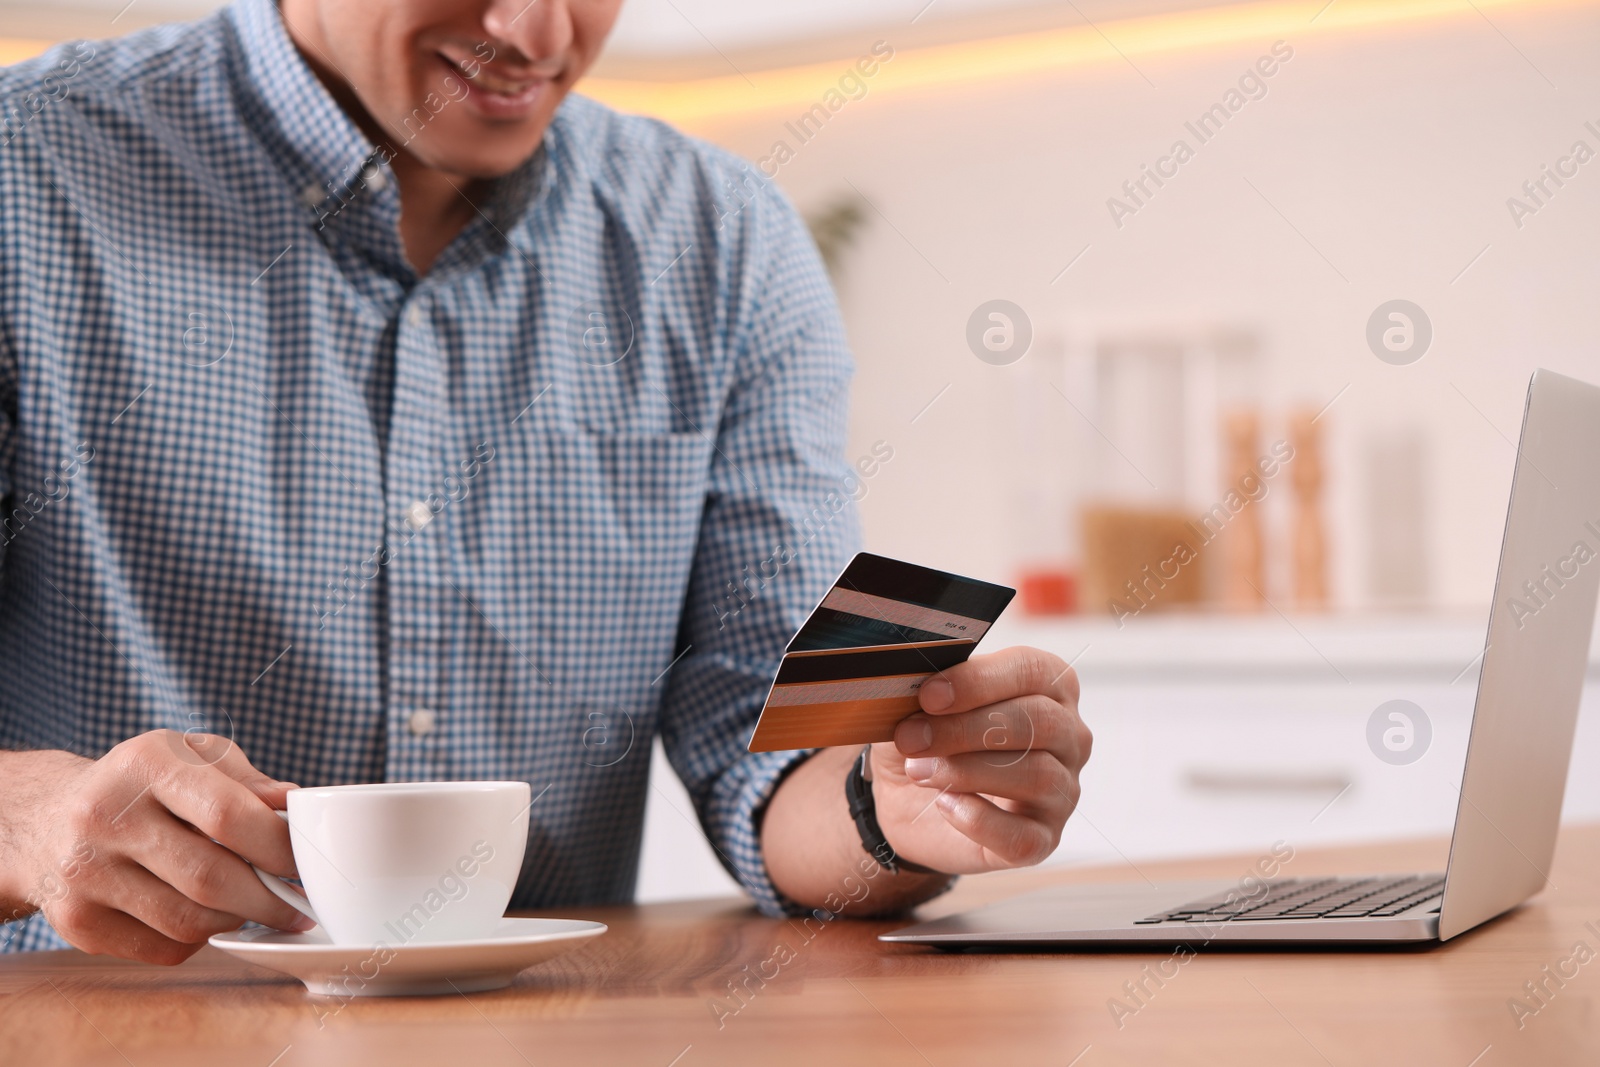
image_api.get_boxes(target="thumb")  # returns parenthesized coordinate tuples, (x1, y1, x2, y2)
(249, 778, 300, 810)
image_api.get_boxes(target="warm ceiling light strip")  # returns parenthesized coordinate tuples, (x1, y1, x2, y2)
(0, 39, 51, 66)
(584, 0, 1591, 128)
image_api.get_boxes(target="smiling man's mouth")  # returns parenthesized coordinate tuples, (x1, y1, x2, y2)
(425, 41, 566, 123)
(437, 44, 563, 98)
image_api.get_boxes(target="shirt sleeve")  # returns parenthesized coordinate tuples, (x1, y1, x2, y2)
(655, 163, 862, 917)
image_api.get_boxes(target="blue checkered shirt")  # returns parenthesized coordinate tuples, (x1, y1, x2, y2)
(0, 0, 858, 952)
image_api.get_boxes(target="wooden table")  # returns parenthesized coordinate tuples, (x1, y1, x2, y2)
(3, 826, 1597, 1066)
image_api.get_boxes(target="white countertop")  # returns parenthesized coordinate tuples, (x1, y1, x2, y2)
(985, 610, 1600, 684)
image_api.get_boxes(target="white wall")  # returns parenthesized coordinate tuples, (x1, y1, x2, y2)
(695, 3, 1600, 609)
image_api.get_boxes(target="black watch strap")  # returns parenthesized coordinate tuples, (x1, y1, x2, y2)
(844, 746, 944, 875)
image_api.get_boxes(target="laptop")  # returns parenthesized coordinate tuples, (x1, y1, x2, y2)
(883, 368, 1600, 947)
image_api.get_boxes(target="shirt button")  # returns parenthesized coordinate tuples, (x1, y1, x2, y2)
(360, 164, 388, 192)
(407, 708, 437, 736)
(300, 181, 325, 208)
(405, 304, 425, 328)
(405, 501, 433, 531)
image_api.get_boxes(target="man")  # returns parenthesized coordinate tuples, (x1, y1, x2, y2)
(0, 0, 1090, 963)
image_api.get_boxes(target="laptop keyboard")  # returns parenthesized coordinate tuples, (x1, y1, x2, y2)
(1135, 874, 1446, 924)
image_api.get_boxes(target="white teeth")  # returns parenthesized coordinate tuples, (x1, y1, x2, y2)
(448, 58, 533, 96)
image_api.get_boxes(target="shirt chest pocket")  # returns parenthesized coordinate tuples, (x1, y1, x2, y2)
(468, 429, 714, 690)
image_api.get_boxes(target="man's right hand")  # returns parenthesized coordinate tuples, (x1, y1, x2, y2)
(0, 730, 316, 965)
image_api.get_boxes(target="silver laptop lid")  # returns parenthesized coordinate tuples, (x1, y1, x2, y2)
(1438, 369, 1600, 939)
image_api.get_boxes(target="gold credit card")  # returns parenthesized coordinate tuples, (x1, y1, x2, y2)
(747, 554, 1015, 752)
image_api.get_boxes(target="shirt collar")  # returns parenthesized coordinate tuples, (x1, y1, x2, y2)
(223, 0, 553, 281)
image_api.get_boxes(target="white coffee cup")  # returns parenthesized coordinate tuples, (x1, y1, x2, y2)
(254, 781, 531, 946)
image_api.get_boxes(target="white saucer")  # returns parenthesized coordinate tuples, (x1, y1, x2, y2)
(209, 917, 607, 997)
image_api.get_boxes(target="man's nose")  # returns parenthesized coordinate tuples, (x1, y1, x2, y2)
(482, 0, 576, 66)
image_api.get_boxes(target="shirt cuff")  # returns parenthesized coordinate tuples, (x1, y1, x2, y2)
(702, 745, 816, 917)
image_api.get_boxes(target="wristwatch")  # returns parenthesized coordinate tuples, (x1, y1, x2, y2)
(845, 745, 945, 875)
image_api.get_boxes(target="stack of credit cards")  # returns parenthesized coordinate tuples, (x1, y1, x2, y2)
(747, 553, 1015, 752)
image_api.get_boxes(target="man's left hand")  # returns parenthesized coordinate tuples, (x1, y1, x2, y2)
(870, 647, 1091, 874)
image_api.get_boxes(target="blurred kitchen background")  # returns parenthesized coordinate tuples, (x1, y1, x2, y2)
(8, 0, 1599, 900)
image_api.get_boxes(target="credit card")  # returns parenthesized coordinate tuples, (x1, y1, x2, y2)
(747, 553, 1015, 752)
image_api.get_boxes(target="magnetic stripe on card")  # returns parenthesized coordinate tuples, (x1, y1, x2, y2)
(774, 640, 975, 685)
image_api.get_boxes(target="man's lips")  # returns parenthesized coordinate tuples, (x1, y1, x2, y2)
(426, 51, 556, 122)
